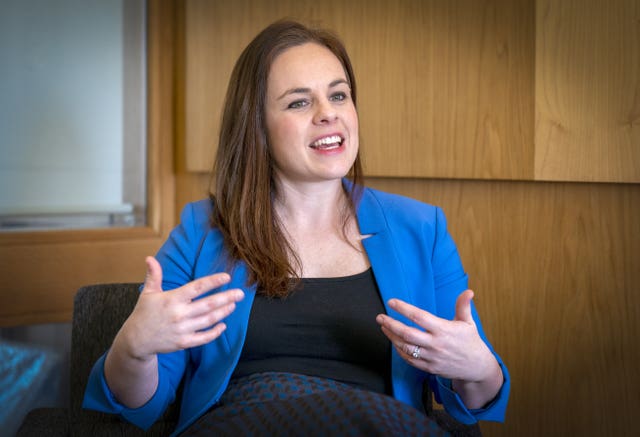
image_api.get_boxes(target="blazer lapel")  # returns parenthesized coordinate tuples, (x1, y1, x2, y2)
(223, 262, 256, 351)
(356, 187, 424, 403)
(356, 188, 412, 326)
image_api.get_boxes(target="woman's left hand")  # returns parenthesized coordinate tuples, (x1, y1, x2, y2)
(375, 290, 498, 385)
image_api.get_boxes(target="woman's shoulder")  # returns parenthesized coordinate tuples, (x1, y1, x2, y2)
(183, 198, 214, 216)
(362, 185, 440, 220)
(176, 198, 216, 235)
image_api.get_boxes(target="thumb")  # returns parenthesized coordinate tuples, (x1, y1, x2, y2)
(142, 256, 163, 294)
(454, 289, 475, 323)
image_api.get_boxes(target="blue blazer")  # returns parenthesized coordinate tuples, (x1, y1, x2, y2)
(83, 185, 510, 435)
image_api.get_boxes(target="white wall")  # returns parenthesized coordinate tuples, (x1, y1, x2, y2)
(0, 0, 145, 219)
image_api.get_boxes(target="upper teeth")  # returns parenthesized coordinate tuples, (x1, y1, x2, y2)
(312, 135, 342, 147)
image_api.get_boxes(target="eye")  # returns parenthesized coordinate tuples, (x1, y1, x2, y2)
(330, 92, 348, 102)
(287, 99, 309, 109)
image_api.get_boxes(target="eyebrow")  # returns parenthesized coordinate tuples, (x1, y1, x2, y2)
(276, 78, 350, 100)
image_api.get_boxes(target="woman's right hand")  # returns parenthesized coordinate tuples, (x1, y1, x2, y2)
(119, 256, 245, 361)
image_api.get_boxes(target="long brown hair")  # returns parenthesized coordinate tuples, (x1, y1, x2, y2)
(211, 20, 363, 297)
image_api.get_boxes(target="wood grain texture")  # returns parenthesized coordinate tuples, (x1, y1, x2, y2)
(353, 0, 534, 179)
(175, 172, 211, 222)
(0, 239, 162, 325)
(181, 0, 535, 179)
(0, 0, 177, 326)
(535, 0, 640, 182)
(364, 177, 640, 436)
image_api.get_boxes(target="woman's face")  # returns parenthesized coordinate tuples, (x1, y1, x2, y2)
(265, 43, 359, 188)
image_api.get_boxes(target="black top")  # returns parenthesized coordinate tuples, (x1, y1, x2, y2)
(231, 268, 392, 395)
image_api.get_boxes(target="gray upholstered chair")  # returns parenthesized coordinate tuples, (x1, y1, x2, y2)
(17, 283, 178, 436)
(18, 283, 481, 437)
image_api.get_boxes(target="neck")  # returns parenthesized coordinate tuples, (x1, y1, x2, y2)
(274, 179, 350, 231)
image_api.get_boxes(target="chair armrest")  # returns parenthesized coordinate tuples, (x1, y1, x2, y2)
(17, 407, 69, 437)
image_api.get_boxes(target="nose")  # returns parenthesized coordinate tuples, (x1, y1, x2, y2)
(312, 98, 337, 124)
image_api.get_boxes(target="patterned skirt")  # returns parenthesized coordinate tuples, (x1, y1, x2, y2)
(181, 372, 449, 436)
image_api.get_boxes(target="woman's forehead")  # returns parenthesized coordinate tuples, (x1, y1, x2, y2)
(267, 43, 347, 92)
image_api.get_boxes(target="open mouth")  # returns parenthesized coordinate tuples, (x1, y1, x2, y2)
(310, 135, 344, 151)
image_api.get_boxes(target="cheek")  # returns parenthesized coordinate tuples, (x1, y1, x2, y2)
(267, 116, 302, 166)
(268, 116, 300, 146)
(348, 110, 359, 143)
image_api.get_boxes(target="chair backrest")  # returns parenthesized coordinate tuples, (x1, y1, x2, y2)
(69, 283, 180, 428)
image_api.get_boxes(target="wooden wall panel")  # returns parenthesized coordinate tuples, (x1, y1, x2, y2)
(181, 0, 535, 180)
(364, 177, 640, 436)
(535, 0, 640, 182)
(0, 236, 161, 325)
(175, 172, 210, 221)
(354, 0, 534, 179)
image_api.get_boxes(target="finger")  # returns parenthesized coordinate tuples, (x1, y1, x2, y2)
(181, 272, 234, 300)
(387, 299, 443, 332)
(177, 322, 228, 350)
(391, 343, 425, 364)
(454, 289, 475, 323)
(142, 256, 163, 294)
(380, 325, 421, 357)
(376, 314, 430, 348)
(195, 322, 227, 345)
(392, 343, 412, 360)
(377, 321, 433, 370)
(186, 288, 245, 318)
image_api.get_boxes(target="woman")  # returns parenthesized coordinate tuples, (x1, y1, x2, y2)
(83, 20, 509, 436)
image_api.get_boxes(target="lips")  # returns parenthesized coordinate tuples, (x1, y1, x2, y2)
(309, 134, 344, 150)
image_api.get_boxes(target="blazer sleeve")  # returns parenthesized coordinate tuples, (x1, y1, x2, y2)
(82, 203, 208, 429)
(428, 207, 511, 424)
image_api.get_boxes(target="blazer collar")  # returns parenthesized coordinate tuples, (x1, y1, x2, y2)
(354, 184, 413, 319)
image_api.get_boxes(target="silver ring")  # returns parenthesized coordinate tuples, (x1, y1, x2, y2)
(411, 345, 421, 359)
